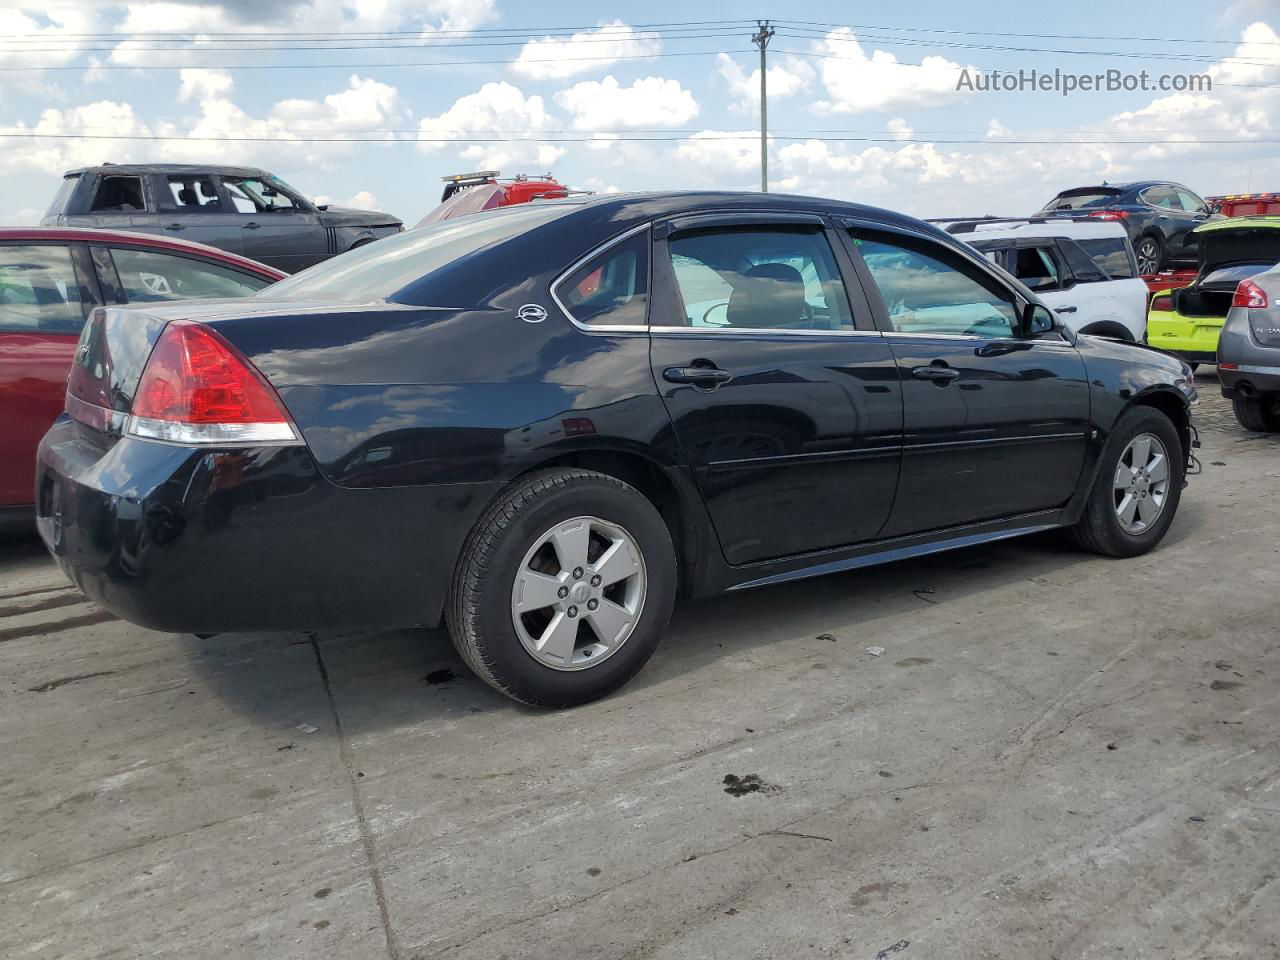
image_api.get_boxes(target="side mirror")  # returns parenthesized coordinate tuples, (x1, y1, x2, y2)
(316, 204, 329, 212)
(1022, 302, 1057, 337)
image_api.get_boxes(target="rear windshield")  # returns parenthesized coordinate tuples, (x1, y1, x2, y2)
(262, 203, 575, 303)
(1037, 190, 1121, 213)
(1077, 237, 1135, 279)
(45, 175, 81, 218)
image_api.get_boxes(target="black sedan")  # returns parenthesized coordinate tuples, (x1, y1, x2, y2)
(1036, 180, 1219, 274)
(36, 192, 1198, 707)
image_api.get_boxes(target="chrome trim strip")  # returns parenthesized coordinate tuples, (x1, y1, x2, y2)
(549, 222, 652, 333)
(650, 325, 884, 337)
(901, 432, 1084, 452)
(885, 332, 1076, 347)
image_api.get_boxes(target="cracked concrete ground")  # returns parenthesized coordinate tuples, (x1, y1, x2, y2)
(2, 372, 1278, 960)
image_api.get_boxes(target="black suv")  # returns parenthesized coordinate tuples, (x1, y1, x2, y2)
(42, 163, 402, 273)
(36, 192, 1197, 708)
(1036, 180, 1219, 274)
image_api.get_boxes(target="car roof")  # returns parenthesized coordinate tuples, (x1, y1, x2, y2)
(956, 220, 1129, 241)
(0, 226, 286, 279)
(62, 163, 270, 178)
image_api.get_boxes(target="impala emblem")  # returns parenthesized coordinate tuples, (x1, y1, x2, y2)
(516, 303, 548, 323)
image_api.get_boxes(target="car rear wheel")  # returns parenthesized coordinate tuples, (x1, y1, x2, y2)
(1070, 406, 1183, 557)
(447, 468, 676, 708)
(1135, 235, 1165, 275)
(1232, 395, 1280, 432)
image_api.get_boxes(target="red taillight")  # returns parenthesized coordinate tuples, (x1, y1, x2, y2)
(1086, 210, 1128, 221)
(129, 321, 298, 445)
(1150, 293, 1174, 312)
(1233, 279, 1268, 309)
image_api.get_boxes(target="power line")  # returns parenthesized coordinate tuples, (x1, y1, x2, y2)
(777, 19, 1280, 47)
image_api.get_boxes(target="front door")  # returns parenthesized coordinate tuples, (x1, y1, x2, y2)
(219, 176, 327, 273)
(151, 173, 245, 256)
(649, 215, 902, 565)
(848, 226, 1089, 537)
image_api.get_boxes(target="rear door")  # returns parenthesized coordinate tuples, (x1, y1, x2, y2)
(648, 212, 902, 565)
(0, 241, 100, 507)
(66, 172, 162, 235)
(847, 223, 1089, 537)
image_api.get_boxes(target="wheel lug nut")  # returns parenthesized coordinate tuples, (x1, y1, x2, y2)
(573, 567, 584, 580)
(590, 575, 601, 587)
(567, 606, 578, 618)
(557, 586, 569, 599)
(587, 599, 598, 611)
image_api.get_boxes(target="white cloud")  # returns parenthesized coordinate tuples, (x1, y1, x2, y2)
(313, 190, 381, 210)
(810, 27, 975, 113)
(675, 131, 763, 175)
(887, 118, 914, 141)
(271, 75, 401, 132)
(555, 76, 698, 130)
(512, 20, 661, 80)
(716, 53, 813, 111)
(178, 69, 234, 104)
(0, 101, 153, 174)
(417, 81, 563, 170)
(0, 6, 99, 71)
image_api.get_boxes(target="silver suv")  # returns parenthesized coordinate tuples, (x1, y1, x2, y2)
(1218, 263, 1280, 431)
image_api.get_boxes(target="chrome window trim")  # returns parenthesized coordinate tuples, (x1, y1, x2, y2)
(650, 325, 882, 337)
(885, 331, 1076, 347)
(549, 222, 653, 333)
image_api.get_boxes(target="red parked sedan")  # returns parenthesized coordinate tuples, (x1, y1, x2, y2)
(1, 227, 284, 526)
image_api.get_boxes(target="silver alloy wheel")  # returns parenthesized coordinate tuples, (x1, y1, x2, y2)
(510, 515, 647, 671)
(1113, 432, 1170, 535)
(1136, 239, 1159, 274)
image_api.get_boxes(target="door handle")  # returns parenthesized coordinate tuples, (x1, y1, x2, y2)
(164, 223, 184, 231)
(663, 365, 733, 387)
(242, 221, 261, 230)
(1054, 305, 1077, 314)
(911, 364, 960, 383)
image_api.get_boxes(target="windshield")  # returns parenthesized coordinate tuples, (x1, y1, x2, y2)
(260, 202, 576, 303)
(1037, 190, 1121, 213)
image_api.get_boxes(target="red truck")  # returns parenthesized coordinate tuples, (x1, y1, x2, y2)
(414, 171, 574, 226)
(1206, 193, 1280, 217)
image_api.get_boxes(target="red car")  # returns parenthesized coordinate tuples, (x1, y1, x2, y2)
(1, 227, 284, 526)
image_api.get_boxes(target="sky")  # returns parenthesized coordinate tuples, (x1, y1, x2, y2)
(3, 0, 1280, 227)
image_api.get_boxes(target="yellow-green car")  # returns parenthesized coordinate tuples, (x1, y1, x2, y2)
(1147, 216, 1280, 366)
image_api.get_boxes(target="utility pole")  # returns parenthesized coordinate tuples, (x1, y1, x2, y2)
(751, 20, 774, 193)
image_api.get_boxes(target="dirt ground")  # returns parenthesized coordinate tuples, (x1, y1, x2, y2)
(2, 369, 1277, 960)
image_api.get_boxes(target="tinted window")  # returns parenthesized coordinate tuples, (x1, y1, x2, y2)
(91, 176, 145, 212)
(45, 175, 81, 218)
(1056, 239, 1108, 283)
(111, 248, 272, 302)
(0, 244, 87, 333)
(665, 228, 854, 331)
(1012, 245, 1061, 292)
(263, 203, 573, 304)
(161, 175, 223, 213)
(1038, 191, 1119, 213)
(557, 231, 648, 327)
(1077, 238, 1135, 279)
(855, 234, 1017, 338)
(1140, 186, 1177, 209)
(223, 177, 300, 214)
(1175, 187, 1208, 213)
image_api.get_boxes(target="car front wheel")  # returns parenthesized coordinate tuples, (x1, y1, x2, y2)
(1070, 406, 1183, 557)
(447, 468, 677, 708)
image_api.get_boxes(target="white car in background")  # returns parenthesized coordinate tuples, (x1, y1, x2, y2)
(939, 218, 1149, 342)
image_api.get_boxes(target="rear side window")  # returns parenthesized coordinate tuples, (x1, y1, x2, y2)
(91, 175, 145, 213)
(111, 248, 273, 302)
(45, 175, 81, 218)
(556, 231, 648, 327)
(1140, 186, 1177, 209)
(1077, 238, 1135, 279)
(1012, 245, 1061, 292)
(665, 228, 854, 331)
(0, 244, 88, 333)
(854, 233, 1017, 338)
(161, 175, 223, 213)
(1056, 239, 1108, 283)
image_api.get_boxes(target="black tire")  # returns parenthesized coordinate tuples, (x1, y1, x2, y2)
(1232, 395, 1280, 432)
(1070, 405, 1184, 558)
(447, 468, 676, 708)
(1135, 234, 1165, 275)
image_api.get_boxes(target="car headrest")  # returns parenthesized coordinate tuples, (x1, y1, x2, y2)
(178, 187, 198, 206)
(726, 262, 807, 329)
(199, 181, 217, 198)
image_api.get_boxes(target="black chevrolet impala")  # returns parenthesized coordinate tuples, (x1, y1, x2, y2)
(36, 192, 1198, 707)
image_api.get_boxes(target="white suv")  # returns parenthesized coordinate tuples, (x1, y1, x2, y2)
(939, 218, 1148, 342)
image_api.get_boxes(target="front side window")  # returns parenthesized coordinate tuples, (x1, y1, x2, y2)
(1175, 187, 1208, 214)
(223, 177, 301, 214)
(1012, 245, 1061, 292)
(1077, 237, 1135, 279)
(162, 175, 223, 213)
(665, 228, 854, 331)
(0, 244, 87, 333)
(91, 175, 145, 213)
(111, 248, 273, 302)
(855, 234, 1018, 338)
(557, 231, 648, 327)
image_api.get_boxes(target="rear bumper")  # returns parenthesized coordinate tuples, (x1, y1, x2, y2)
(1219, 363, 1280, 397)
(1147, 310, 1224, 361)
(35, 417, 500, 633)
